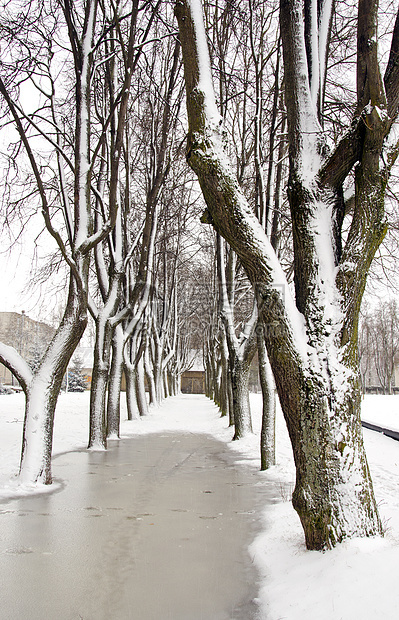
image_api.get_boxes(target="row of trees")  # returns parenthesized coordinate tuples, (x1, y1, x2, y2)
(0, 0, 204, 483)
(360, 300, 399, 394)
(0, 0, 398, 552)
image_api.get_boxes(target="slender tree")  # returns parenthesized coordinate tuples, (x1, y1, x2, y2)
(217, 235, 257, 438)
(0, 0, 115, 483)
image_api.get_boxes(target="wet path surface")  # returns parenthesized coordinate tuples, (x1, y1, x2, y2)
(0, 430, 263, 620)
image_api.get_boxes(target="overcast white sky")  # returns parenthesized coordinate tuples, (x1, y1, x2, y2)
(0, 229, 65, 322)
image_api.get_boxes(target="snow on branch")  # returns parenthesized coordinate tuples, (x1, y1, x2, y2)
(176, 0, 308, 361)
(187, 0, 220, 124)
(0, 343, 33, 394)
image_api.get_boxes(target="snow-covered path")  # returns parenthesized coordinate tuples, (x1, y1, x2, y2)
(2, 392, 399, 619)
(0, 396, 264, 620)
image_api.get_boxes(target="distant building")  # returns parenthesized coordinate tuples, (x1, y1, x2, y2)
(0, 311, 55, 386)
(181, 351, 205, 394)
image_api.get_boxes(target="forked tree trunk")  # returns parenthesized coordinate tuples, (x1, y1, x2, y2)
(175, 0, 390, 549)
(0, 275, 88, 484)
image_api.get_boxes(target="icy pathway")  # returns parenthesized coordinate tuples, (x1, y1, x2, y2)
(0, 395, 264, 620)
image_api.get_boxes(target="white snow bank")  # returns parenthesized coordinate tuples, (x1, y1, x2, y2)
(362, 393, 399, 431)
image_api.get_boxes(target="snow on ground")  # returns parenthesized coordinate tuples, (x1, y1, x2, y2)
(1, 391, 399, 619)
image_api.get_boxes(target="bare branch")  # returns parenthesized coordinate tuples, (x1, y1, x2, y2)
(0, 342, 33, 394)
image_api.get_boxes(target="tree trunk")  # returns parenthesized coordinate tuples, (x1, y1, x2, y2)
(88, 362, 108, 450)
(257, 325, 276, 470)
(175, 0, 386, 548)
(19, 275, 88, 483)
(219, 364, 228, 417)
(227, 370, 234, 427)
(124, 359, 139, 421)
(218, 331, 228, 417)
(88, 314, 112, 449)
(144, 344, 157, 405)
(285, 368, 379, 549)
(106, 324, 124, 438)
(230, 349, 254, 440)
(136, 355, 149, 416)
(163, 367, 169, 398)
(174, 371, 180, 395)
(152, 334, 164, 406)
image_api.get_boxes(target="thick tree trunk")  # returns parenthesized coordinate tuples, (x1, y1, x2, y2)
(230, 353, 253, 439)
(88, 362, 108, 449)
(163, 368, 169, 398)
(175, 0, 385, 548)
(124, 359, 139, 421)
(284, 369, 379, 549)
(88, 315, 112, 449)
(19, 275, 88, 483)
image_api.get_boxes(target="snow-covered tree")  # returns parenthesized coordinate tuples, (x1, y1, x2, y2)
(0, 0, 124, 484)
(175, 0, 399, 549)
(217, 235, 257, 439)
(68, 355, 88, 392)
(28, 347, 45, 374)
(359, 300, 399, 394)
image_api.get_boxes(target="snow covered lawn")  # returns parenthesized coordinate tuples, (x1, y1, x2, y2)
(1, 391, 399, 619)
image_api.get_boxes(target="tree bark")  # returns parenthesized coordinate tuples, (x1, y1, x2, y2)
(125, 364, 139, 421)
(88, 312, 113, 449)
(0, 274, 88, 484)
(144, 342, 157, 406)
(106, 324, 124, 438)
(229, 347, 255, 439)
(124, 340, 140, 421)
(175, 0, 386, 549)
(257, 325, 276, 470)
(136, 355, 149, 416)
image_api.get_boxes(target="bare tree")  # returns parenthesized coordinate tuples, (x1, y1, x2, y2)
(175, 0, 399, 549)
(217, 235, 257, 438)
(0, 0, 118, 484)
(359, 300, 399, 394)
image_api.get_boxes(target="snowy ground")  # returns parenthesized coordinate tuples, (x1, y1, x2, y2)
(1, 391, 399, 619)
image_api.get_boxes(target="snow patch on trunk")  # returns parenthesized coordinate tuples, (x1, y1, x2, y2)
(187, 0, 221, 124)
